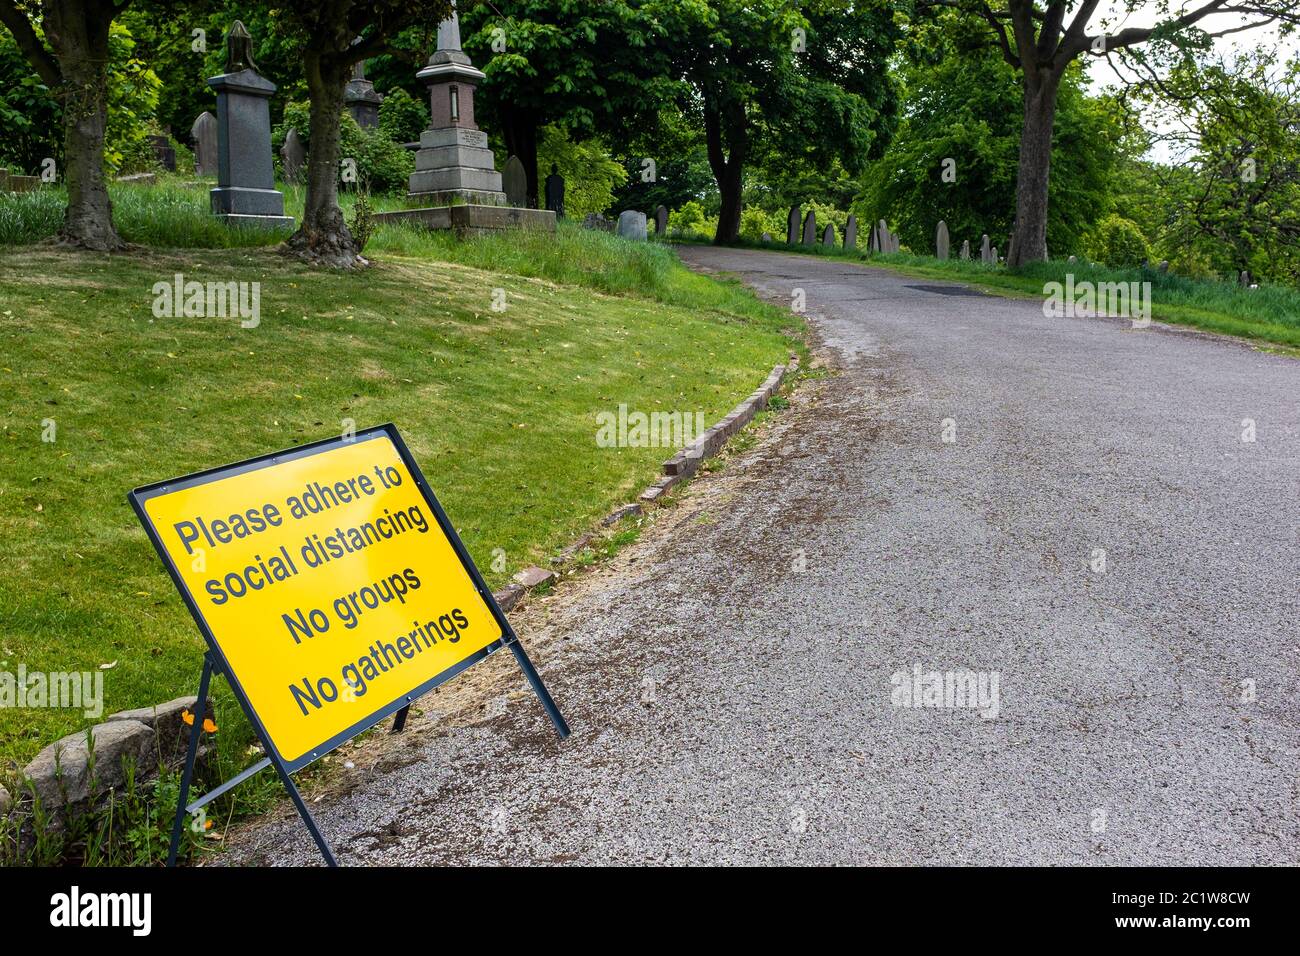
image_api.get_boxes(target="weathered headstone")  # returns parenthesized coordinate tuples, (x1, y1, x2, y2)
(761, 232, 772, 243)
(787, 206, 801, 245)
(344, 57, 383, 129)
(869, 223, 879, 253)
(844, 214, 857, 251)
(936, 220, 949, 261)
(960, 239, 971, 260)
(191, 111, 218, 177)
(582, 212, 613, 232)
(502, 155, 527, 208)
(654, 204, 668, 235)
(802, 209, 816, 246)
(1158, 260, 1169, 273)
(148, 132, 176, 172)
(208, 21, 293, 228)
(822, 223, 836, 247)
(1067, 254, 1077, 264)
(280, 127, 305, 183)
(616, 209, 647, 241)
(991, 245, 999, 264)
(980, 234, 991, 263)
(1239, 270, 1250, 287)
(544, 163, 565, 218)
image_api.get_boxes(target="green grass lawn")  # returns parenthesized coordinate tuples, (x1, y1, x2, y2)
(707, 236, 1300, 351)
(0, 219, 798, 784)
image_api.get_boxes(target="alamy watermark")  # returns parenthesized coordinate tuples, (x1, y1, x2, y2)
(595, 404, 706, 448)
(1042, 274, 1151, 328)
(890, 663, 1000, 719)
(1, 665, 104, 718)
(152, 273, 260, 328)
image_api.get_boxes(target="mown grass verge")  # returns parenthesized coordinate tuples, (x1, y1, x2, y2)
(0, 214, 800, 862)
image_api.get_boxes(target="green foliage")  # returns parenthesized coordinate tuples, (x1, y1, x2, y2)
(377, 86, 428, 144)
(349, 191, 376, 252)
(858, 40, 1123, 258)
(0, 21, 161, 176)
(740, 206, 778, 241)
(1084, 214, 1152, 268)
(669, 199, 707, 236)
(536, 126, 627, 218)
(274, 101, 414, 193)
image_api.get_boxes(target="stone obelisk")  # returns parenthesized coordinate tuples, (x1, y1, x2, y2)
(407, 8, 506, 205)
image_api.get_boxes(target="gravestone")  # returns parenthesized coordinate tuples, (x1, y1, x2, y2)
(616, 210, 647, 241)
(1067, 255, 1077, 264)
(654, 205, 667, 235)
(936, 220, 949, 261)
(1239, 270, 1249, 287)
(844, 214, 857, 250)
(149, 132, 176, 172)
(822, 223, 836, 247)
(802, 210, 816, 246)
(407, 7, 507, 205)
(761, 232, 772, 243)
(582, 213, 613, 232)
(344, 57, 382, 129)
(280, 128, 305, 183)
(960, 240, 971, 260)
(191, 112, 218, 177)
(787, 206, 801, 244)
(544, 163, 565, 218)
(980, 234, 991, 263)
(869, 223, 878, 253)
(208, 21, 293, 228)
(1158, 260, 1169, 273)
(502, 155, 528, 208)
(991, 246, 999, 263)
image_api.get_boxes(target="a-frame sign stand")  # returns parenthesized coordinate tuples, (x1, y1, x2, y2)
(167, 636, 569, 867)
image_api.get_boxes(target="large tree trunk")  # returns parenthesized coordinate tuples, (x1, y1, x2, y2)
(44, 0, 123, 250)
(703, 98, 746, 245)
(1008, 68, 1061, 267)
(286, 53, 359, 268)
(501, 107, 539, 207)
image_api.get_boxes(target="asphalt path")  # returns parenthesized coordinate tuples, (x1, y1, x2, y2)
(222, 247, 1298, 865)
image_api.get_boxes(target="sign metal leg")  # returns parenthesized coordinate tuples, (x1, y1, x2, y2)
(271, 757, 338, 867)
(507, 640, 570, 739)
(167, 653, 213, 867)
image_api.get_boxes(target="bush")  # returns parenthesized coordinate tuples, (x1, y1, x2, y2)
(274, 101, 414, 194)
(740, 207, 777, 241)
(378, 87, 428, 145)
(1085, 214, 1151, 268)
(669, 200, 706, 236)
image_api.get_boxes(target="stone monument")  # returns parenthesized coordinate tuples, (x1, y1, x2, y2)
(544, 164, 565, 217)
(344, 57, 382, 129)
(406, 9, 506, 205)
(207, 21, 293, 229)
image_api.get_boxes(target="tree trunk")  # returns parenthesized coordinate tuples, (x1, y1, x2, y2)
(49, 1, 123, 251)
(286, 53, 359, 268)
(502, 108, 539, 207)
(1008, 69, 1061, 267)
(703, 98, 746, 245)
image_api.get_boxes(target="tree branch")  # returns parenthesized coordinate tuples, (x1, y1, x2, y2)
(0, 0, 61, 86)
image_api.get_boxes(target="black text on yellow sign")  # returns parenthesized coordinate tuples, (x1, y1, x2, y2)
(131, 426, 503, 769)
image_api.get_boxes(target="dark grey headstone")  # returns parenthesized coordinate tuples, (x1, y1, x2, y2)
(869, 223, 879, 253)
(787, 206, 801, 245)
(801, 210, 816, 246)
(544, 163, 565, 218)
(980, 234, 991, 263)
(191, 112, 218, 177)
(936, 220, 950, 261)
(149, 133, 176, 172)
(822, 223, 836, 247)
(502, 155, 528, 208)
(844, 214, 857, 251)
(280, 128, 305, 183)
(208, 21, 292, 227)
(1158, 260, 1169, 273)
(654, 205, 668, 235)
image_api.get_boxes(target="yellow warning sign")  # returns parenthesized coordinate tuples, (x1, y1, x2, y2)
(132, 426, 502, 768)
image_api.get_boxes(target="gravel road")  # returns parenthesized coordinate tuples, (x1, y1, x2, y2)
(222, 248, 1299, 866)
